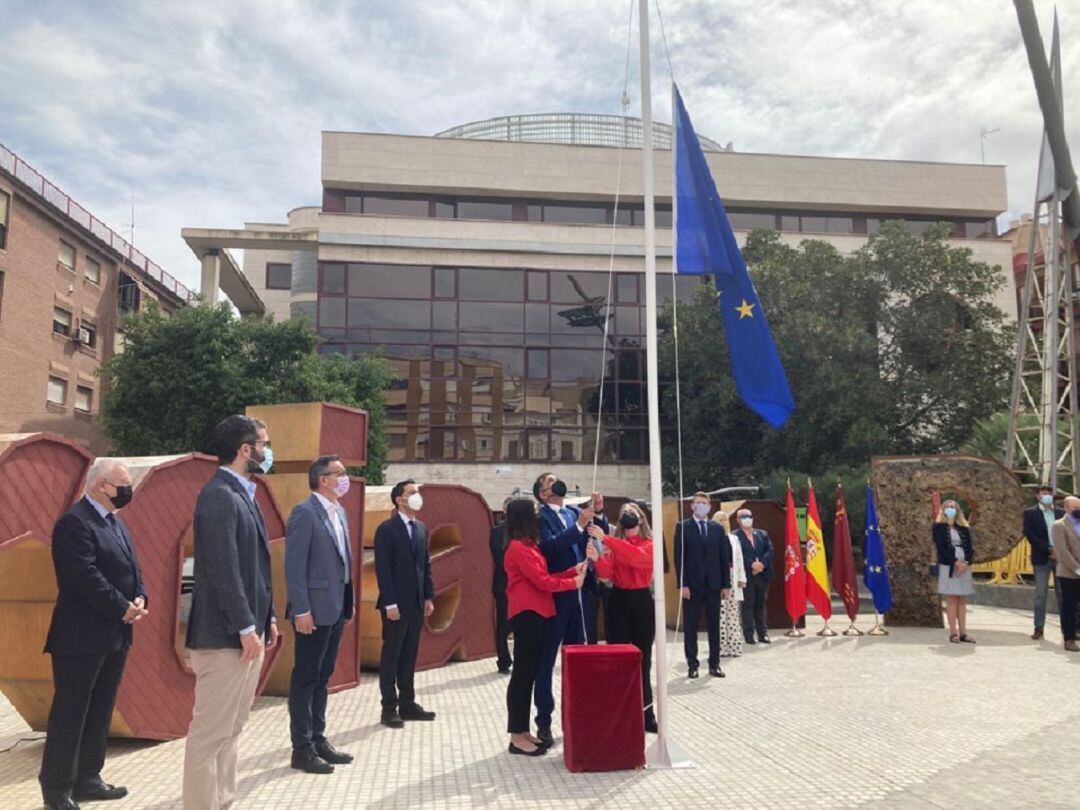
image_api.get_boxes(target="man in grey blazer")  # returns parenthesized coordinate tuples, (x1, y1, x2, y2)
(285, 455, 355, 774)
(183, 415, 277, 810)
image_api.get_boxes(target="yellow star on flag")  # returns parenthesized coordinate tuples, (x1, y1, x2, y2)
(736, 299, 755, 319)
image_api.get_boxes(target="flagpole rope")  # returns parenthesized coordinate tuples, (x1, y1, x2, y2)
(590, 0, 637, 494)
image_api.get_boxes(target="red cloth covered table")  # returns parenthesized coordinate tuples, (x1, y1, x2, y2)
(561, 644, 645, 772)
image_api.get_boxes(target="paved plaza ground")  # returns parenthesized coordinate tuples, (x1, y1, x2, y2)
(2, 604, 1077, 809)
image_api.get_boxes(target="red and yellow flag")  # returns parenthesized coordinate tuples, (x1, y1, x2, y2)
(783, 484, 807, 623)
(804, 481, 832, 620)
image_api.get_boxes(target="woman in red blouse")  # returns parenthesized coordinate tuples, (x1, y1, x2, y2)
(502, 498, 585, 756)
(585, 502, 657, 733)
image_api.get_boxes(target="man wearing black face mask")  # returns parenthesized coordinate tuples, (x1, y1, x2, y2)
(40, 459, 147, 810)
(531, 472, 609, 745)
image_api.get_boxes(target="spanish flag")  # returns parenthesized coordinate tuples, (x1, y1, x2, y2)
(804, 481, 832, 620)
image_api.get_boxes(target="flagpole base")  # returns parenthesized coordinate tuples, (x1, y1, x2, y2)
(842, 621, 864, 636)
(816, 621, 838, 637)
(645, 733, 693, 769)
(784, 625, 805, 638)
(867, 622, 889, 636)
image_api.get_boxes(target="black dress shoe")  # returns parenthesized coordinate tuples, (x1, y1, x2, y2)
(536, 726, 554, 745)
(508, 742, 546, 757)
(687, 667, 699, 679)
(644, 714, 659, 734)
(745, 637, 757, 645)
(73, 781, 127, 801)
(497, 666, 512, 674)
(290, 750, 334, 774)
(759, 635, 772, 644)
(709, 666, 726, 678)
(314, 740, 353, 765)
(43, 797, 80, 810)
(399, 703, 436, 721)
(380, 711, 405, 728)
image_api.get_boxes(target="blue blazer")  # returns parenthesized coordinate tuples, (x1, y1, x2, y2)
(374, 511, 434, 614)
(933, 523, 974, 578)
(673, 518, 732, 592)
(45, 497, 146, 656)
(538, 502, 609, 601)
(285, 494, 354, 627)
(736, 528, 774, 584)
(1023, 506, 1064, 566)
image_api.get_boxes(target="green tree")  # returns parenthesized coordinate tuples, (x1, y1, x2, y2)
(657, 223, 1014, 494)
(99, 302, 391, 483)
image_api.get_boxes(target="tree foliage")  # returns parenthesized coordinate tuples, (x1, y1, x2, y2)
(99, 303, 392, 483)
(658, 223, 1015, 498)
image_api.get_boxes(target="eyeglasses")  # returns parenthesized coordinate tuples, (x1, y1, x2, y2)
(245, 440, 272, 450)
(104, 479, 129, 489)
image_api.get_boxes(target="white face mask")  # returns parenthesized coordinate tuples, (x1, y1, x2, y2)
(739, 516, 753, 527)
(334, 476, 350, 497)
(407, 491, 424, 512)
(692, 503, 710, 519)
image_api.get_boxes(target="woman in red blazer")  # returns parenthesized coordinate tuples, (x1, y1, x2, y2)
(502, 498, 585, 756)
(585, 501, 657, 733)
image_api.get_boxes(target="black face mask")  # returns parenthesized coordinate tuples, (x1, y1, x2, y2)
(109, 485, 133, 510)
(550, 480, 568, 498)
(619, 512, 640, 530)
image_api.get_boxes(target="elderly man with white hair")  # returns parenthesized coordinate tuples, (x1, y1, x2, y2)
(39, 459, 147, 810)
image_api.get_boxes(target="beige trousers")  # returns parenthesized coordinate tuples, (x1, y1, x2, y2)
(182, 648, 264, 810)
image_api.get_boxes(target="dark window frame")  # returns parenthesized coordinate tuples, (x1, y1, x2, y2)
(265, 262, 292, 290)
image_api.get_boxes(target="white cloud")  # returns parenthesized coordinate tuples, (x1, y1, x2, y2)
(0, 0, 1076, 289)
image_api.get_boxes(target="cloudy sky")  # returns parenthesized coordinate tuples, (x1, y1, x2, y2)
(1, 0, 1077, 289)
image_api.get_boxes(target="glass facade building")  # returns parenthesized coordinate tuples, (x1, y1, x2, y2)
(316, 260, 705, 464)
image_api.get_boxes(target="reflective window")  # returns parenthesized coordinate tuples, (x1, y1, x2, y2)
(458, 268, 523, 301)
(348, 263, 430, 298)
(434, 268, 456, 298)
(617, 274, 638, 303)
(321, 263, 346, 294)
(728, 211, 776, 230)
(780, 215, 800, 231)
(266, 262, 291, 290)
(47, 375, 67, 406)
(52, 307, 72, 336)
(363, 196, 429, 217)
(75, 385, 93, 413)
(344, 195, 364, 214)
(527, 348, 549, 379)
(0, 190, 8, 249)
(550, 271, 610, 303)
(433, 300, 457, 330)
(527, 271, 548, 301)
(543, 204, 608, 224)
(347, 298, 431, 329)
(58, 240, 76, 271)
(319, 298, 346, 328)
(460, 301, 522, 332)
(434, 200, 455, 218)
(84, 257, 101, 285)
(457, 200, 514, 221)
(525, 303, 549, 332)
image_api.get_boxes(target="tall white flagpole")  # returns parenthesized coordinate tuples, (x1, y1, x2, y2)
(641, 0, 691, 770)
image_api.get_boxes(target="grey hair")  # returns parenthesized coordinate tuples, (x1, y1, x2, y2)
(308, 455, 341, 490)
(85, 459, 129, 493)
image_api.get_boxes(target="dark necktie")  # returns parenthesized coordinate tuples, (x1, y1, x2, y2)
(107, 514, 130, 557)
(698, 520, 706, 538)
(408, 520, 417, 554)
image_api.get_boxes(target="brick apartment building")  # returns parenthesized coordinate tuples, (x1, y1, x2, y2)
(0, 144, 194, 453)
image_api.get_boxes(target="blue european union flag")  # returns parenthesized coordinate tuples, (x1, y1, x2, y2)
(673, 85, 794, 428)
(863, 485, 893, 614)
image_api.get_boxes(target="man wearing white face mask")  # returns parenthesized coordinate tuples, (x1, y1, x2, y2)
(285, 455, 355, 774)
(374, 479, 436, 728)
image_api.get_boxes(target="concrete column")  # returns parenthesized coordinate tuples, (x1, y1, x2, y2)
(199, 251, 220, 306)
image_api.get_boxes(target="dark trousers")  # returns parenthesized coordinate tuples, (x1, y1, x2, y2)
(607, 587, 655, 718)
(741, 575, 769, 640)
(379, 607, 422, 712)
(288, 615, 346, 752)
(1060, 577, 1080, 640)
(506, 611, 547, 733)
(494, 590, 513, 670)
(683, 588, 720, 669)
(534, 594, 585, 729)
(39, 646, 128, 800)
(582, 586, 603, 645)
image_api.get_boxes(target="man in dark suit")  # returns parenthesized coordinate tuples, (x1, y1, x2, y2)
(374, 479, 436, 728)
(285, 455, 355, 774)
(674, 491, 732, 678)
(183, 415, 277, 810)
(490, 497, 513, 674)
(735, 506, 774, 644)
(39, 459, 147, 810)
(1024, 484, 1065, 640)
(531, 471, 610, 744)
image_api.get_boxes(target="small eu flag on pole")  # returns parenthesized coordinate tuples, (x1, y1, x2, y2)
(672, 84, 795, 428)
(863, 485, 893, 615)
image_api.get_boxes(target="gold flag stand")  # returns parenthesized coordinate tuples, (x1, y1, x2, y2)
(867, 613, 889, 636)
(842, 620, 864, 636)
(816, 620, 838, 637)
(784, 624, 805, 638)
